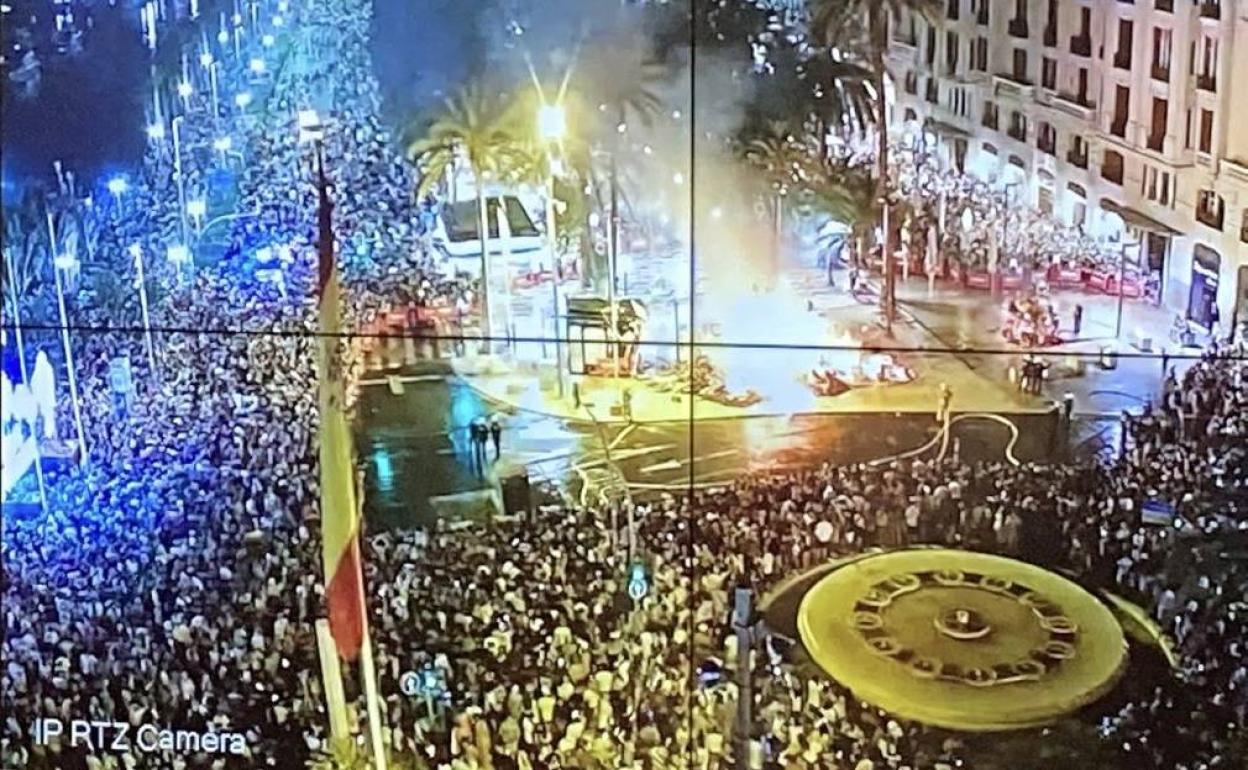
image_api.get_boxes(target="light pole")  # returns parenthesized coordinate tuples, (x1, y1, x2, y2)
(209, 61, 221, 124)
(128, 244, 158, 377)
(1116, 240, 1140, 339)
(45, 211, 88, 464)
(186, 198, 207, 233)
(538, 103, 567, 399)
(106, 176, 128, 218)
(171, 116, 190, 248)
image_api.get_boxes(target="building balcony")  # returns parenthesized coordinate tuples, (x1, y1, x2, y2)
(993, 73, 1035, 102)
(1196, 73, 1217, 92)
(1070, 35, 1092, 57)
(1053, 91, 1096, 120)
(1223, 157, 1248, 186)
(1151, 63, 1169, 82)
(1009, 18, 1029, 39)
(1198, 1, 1221, 21)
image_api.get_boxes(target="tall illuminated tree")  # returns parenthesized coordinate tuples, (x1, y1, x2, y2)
(408, 85, 524, 350)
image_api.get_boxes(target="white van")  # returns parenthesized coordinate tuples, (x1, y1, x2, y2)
(429, 179, 551, 274)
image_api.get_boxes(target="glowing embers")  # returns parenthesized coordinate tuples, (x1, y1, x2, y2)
(798, 549, 1128, 731)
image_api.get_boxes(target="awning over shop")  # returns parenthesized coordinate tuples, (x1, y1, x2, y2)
(1099, 198, 1179, 235)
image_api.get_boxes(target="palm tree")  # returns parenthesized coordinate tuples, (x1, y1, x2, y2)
(1, 194, 49, 313)
(810, 0, 941, 330)
(408, 85, 524, 350)
(742, 120, 818, 274)
(569, 37, 668, 280)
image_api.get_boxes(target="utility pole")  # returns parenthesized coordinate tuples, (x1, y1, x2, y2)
(732, 581, 755, 770)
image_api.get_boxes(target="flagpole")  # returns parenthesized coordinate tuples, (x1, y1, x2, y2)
(315, 618, 351, 741)
(314, 140, 388, 770)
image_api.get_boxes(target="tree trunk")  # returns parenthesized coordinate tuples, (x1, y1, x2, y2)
(476, 181, 492, 353)
(872, 4, 895, 333)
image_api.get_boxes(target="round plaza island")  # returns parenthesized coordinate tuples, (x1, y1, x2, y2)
(797, 549, 1128, 732)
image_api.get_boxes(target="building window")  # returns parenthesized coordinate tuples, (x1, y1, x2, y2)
(1037, 122, 1057, 155)
(1199, 108, 1214, 153)
(1111, 85, 1130, 138)
(1197, 34, 1218, 91)
(1148, 97, 1168, 152)
(1196, 189, 1225, 230)
(1008, 111, 1028, 142)
(1103, 149, 1125, 185)
(1151, 27, 1172, 81)
(946, 30, 960, 74)
(1067, 135, 1089, 168)
(1012, 48, 1030, 82)
(1042, 57, 1057, 89)
(1141, 166, 1172, 206)
(974, 0, 989, 25)
(983, 100, 999, 130)
(1010, 0, 1029, 38)
(1115, 19, 1134, 70)
(972, 37, 988, 71)
(1240, 209, 1248, 243)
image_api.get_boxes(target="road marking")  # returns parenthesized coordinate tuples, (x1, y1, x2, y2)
(608, 424, 638, 451)
(359, 374, 447, 386)
(640, 459, 683, 474)
(640, 449, 740, 475)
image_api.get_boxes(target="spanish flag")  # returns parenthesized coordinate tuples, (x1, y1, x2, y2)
(316, 147, 365, 661)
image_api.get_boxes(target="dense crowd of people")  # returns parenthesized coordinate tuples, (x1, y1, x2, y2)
(2, 0, 1246, 769)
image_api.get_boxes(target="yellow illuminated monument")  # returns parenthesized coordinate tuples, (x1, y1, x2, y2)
(798, 549, 1128, 731)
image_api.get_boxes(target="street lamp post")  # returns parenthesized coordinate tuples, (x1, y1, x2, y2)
(538, 103, 567, 399)
(107, 176, 128, 216)
(209, 61, 221, 125)
(1116, 241, 1139, 339)
(172, 116, 190, 249)
(46, 211, 88, 464)
(128, 244, 158, 377)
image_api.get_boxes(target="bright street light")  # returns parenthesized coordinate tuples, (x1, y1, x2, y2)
(262, 33, 275, 47)
(186, 198, 207, 222)
(199, 51, 213, 67)
(107, 177, 128, 197)
(537, 104, 566, 142)
(235, 91, 252, 108)
(272, 14, 284, 26)
(297, 109, 324, 144)
(217, 29, 229, 44)
(213, 136, 233, 153)
(167, 244, 190, 264)
(53, 253, 79, 272)
(177, 80, 193, 99)
(146, 123, 166, 141)
(249, 57, 266, 74)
